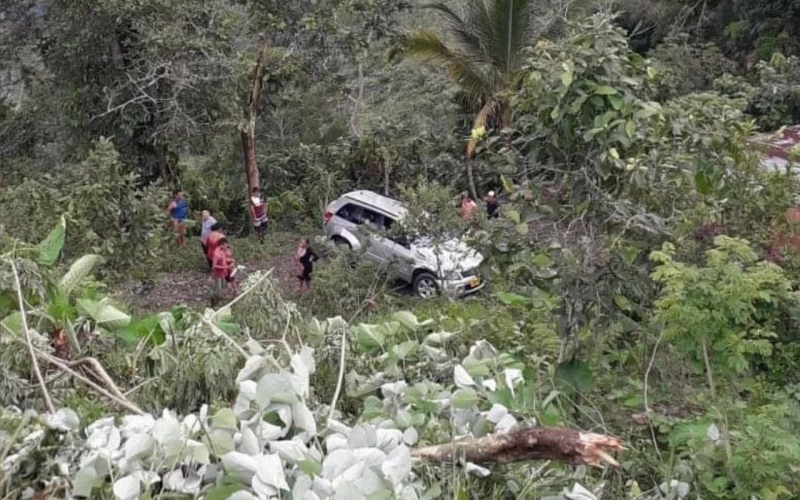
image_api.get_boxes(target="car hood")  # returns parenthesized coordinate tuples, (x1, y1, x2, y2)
(411, 239, 483, 274)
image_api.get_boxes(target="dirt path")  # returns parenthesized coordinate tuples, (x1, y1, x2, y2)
(116, 254, 301, 315)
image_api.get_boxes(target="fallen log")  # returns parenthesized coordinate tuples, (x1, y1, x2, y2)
(412, 426, 623, 467)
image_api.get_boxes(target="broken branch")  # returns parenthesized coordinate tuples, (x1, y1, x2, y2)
(412, 426, 624, 468)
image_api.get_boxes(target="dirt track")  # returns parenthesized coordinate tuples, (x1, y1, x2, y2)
(116, 253, 301, 315)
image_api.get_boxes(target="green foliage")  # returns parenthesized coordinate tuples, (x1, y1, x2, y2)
(649, 34, 737, 99)
(35, 216, 66, 267)
(651, 236, 790, 385)
(306, 246, 394, 320)
(1, 138, 170, 277)
(667, 400, 800, 499)
(748, 53, 800, 129)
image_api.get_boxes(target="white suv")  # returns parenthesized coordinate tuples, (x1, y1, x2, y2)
(322, 190, 485, 298)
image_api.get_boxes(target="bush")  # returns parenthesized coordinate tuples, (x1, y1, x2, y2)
(306, 243, 395, 319)
(0, 138, 171, 278)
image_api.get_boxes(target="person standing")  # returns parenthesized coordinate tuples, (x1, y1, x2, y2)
(206, 223, 225, 269)
(250, 187, 268, 244)
(295, 237, 319, 294)
(199, 210, 217, 268)
(485, 190, 499, 219)
(459, 192, 478, 221)
(167, 189, 189, 246)
(211, 237, 236, 294)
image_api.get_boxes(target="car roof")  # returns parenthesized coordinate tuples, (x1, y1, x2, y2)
(340, 190, 408, 218)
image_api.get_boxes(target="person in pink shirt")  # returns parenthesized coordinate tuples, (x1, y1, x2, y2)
(459, 192, 478, 221)
(212, 238, 236, 293)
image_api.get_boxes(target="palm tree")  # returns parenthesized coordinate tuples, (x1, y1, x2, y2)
(408, 0, 590, 195)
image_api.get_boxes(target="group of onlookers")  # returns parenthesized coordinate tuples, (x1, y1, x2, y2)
(458, 190, 500, 221)
(162, 186, 497, 298)
(166, 187, 318, 296)
(167, 188, 239, 294)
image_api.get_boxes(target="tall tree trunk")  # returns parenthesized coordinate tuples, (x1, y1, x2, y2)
(241, 39, 270, 193)
(466, 158, 477, 200)
(465, 101, 496, 200)
(384, 155, 392, 196)
(155, 142, 168, 181)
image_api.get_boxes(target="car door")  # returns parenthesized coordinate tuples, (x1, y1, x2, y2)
(333, 203, 367, 249)
(377, 218, 416, 282)
(358, 207, 388, 265)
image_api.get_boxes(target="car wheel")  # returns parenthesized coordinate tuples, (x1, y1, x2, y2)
(413, 272, 438, 299)
(332, 237, 351, 250)
(332, 237, 357, 268)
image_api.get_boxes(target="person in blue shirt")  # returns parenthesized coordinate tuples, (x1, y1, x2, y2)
(167, 189, 189, 247)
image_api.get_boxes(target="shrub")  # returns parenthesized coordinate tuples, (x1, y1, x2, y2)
(0, 138, 170, 278)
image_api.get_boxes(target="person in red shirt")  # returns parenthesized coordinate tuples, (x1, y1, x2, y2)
(250, 187, 268, 244)
(212, 238, 236, 293)
(459, 192, 478, 221)
(205, 223, 225, 266)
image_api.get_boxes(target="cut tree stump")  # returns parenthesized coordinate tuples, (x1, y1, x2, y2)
(412, 426, 623, 467)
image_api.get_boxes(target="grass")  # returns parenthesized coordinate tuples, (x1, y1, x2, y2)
(154, 229, 301, 275)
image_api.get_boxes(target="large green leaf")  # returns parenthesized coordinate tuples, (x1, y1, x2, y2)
(354, 324, 385, 351)
(202, 476, 244, 500)
(497, 292, 529, 305)
(451, 388, 479, 408)
(0, 311, 23, 335)
(594, 85, 618, 95)
(393, 310, 433, 331)
(555, 360, 595, 393)
(115, 315, 164, 345)
(36, 216, 66, 266)
(58, 254, 103, 295)
(77, 299, 131, 330)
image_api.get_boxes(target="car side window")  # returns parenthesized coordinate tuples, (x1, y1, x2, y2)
(336, 204, 363, 224)
(361, 208, 384, 229)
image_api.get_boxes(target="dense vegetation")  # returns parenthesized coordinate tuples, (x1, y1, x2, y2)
(4, 0, 800, 499)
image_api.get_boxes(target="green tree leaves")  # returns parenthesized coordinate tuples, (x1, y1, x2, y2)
(35, 216, 66, 266)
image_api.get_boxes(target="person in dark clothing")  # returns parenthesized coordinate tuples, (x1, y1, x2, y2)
(295, 237, 319, 294)
(485, 190, 499, 219)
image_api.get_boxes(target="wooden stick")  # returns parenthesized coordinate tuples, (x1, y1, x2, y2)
(36, 351, 144, 415)
(412, 426, 624, 467)
(10, 259, 56, 414)
(326, 322, 348, 423)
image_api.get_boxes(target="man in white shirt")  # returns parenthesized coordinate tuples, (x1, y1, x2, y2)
(200, 210, 217, 268)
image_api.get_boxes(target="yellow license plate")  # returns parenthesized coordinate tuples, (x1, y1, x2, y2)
(469, 277, 480, 288)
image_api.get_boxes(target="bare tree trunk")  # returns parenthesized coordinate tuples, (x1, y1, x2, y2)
(413, 426, 623, 467)
(155, 142, 168, 181)
(384, 155, 392, 196)
(348, 30, 372, 138)
(241, 39, 270, 193)
(349, 61, 365, 137)
(466, 158, 478, 200)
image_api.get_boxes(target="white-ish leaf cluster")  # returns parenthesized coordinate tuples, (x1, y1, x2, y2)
(1, 311, 604, 499)
(26, 337, 421, 500)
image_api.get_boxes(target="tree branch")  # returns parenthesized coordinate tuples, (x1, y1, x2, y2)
(412, 426, 623, 467)
(10, 259, 56, 414)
